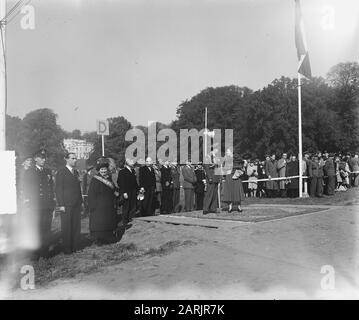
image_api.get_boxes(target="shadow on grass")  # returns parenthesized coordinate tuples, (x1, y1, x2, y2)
(27, 239, 197, 286)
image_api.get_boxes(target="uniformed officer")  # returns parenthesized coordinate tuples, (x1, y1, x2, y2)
(29, 149, 56, 257)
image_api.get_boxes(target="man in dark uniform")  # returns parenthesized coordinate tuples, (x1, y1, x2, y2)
(194, 162, 206, 210)
(25, 150, 55, 258)
(309, 155, 324, 197)
(139, 157, 156, 217)
(117, 158, 138, 225)
(160, 160, 173, 214)
(203, 162, 220, 214)
(55, 152, 83, 254)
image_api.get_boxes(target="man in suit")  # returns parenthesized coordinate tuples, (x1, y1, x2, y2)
(203, 163, 220, 214)
(309, 155, 324, 197)
(160, 160, 173, 214)
(24, 150, 55, 257)
(117, 158, 138, 225)
(139, 157, 156, 217)
(194, 162, 206, 210)
(265, 154, 279, 198)
(55, 152, 83, 254)
(323, 153, 336, 195)
(182, 160, 197, 212)
(276, 153, 287, 197)
(171, 161, 181, 213)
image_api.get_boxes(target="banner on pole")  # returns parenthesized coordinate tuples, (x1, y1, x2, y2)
(0, 151, 17, 214)
(96, 120, 109, 136)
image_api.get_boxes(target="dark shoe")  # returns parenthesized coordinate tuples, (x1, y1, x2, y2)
(203, 211, 209, 215)
(238, 209, 243, 213)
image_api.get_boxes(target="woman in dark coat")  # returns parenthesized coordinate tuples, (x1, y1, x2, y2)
(285, 154, 299, 198)
(222, 158, 245, 213)
(88, 162, 119, 244)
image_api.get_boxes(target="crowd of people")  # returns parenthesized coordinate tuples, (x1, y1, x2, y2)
(16, 148, 359, 259)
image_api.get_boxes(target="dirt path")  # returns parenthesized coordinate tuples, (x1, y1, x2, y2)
(6, 204, 359, 299)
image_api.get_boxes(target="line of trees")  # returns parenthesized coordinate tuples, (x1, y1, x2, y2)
(6, 61, 359, 169)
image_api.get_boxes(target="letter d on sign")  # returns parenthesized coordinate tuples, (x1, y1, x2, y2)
(320, 265, 335, 290)
(96, 120, 109, 136)
(20, 265, 35, 290)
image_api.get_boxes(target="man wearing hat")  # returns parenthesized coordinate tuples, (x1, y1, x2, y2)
(29, 149, 56, 257)
(323, 153, 336, 195)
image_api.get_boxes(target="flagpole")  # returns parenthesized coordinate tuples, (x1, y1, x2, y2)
(0, 0, 6, 151)
(298, 72, 303, 198)
(204, 107, 208, 160)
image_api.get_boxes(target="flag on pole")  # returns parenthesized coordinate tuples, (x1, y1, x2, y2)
(295, 0, 312, 79)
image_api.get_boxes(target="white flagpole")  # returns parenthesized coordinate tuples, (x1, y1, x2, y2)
(0, 0, 6, 151)
(298, 72, 303, 198)
(101, 135, 105, 156)
(204, 107, 208, 160)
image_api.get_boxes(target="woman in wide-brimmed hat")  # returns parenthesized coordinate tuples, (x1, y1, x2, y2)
(222, 155, 245, 213)
(88, 161, 120, 244)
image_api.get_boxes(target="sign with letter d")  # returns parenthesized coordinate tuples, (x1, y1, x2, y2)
(97, 120, 109, 136)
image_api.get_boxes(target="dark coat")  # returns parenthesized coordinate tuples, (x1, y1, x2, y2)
(88, 175, 117, 233)
(55, 167, 83, 207)
(285, 160, 299, 189)
(194, 168, 206, 193)
(171, 166, 181, 189)
(117, 166, 138, 195)
(160, 166, 173, 190)
(323, 158, 336, 176)
(204, 164, 220, 184)
(182, 165, 197, 189)
(22, 167, 55, 209)
(309, 161, 324, 178)
(139, 166, 156, 190)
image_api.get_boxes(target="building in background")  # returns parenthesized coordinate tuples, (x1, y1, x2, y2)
(63, 139, 94, 160)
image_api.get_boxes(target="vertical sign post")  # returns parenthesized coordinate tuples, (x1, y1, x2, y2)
(96, 120, 109, 157)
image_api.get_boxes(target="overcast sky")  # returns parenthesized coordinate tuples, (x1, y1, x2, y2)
(5, 0, 359, 132)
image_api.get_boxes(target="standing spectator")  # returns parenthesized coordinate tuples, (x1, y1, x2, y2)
(139, 157, 156, 217)
(160, 160, 173, 214)
(339, 156, 350, 189)
(348, 152, 359, 187)
(117, 158, 138, 226)
(28, 150, 55, 258)
(171, 161, 181, 213)
(182, 160, 197, 212)
(194, 162, 206, 210)
(153, 161, 162, 213)
(265, 154, 279, 198)
(203, 162, 220, 214)
(88, 162, 119, 244)
(277, 153, 287, 197)
(55, 152, 83, 254)
(108, 158, 120, 188)
(323, 153, 336, 195)
(303, 151, 311, 195)
(222, 159, 245, 213)
(308, 155, 324, 197)
(285, 154, 299, 198)
(246, 160, 258, 197)
(256, 160, 267, 197)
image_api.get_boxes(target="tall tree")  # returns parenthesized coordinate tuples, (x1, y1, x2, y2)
(19, 108, 66, 169)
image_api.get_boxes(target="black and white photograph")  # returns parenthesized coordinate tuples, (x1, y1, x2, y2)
(0, 0, 359, 303)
